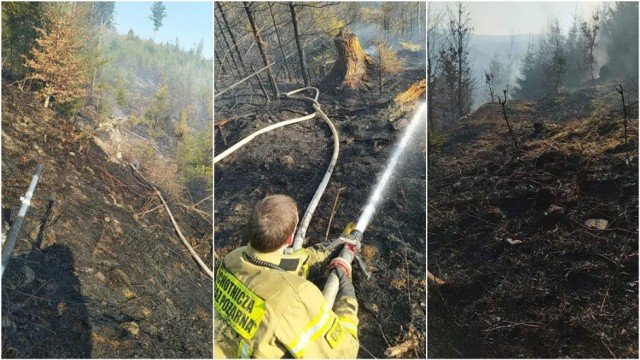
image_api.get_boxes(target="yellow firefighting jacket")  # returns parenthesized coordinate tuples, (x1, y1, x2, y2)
(214, 244, 359, 359)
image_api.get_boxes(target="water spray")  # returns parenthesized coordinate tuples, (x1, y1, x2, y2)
(356, 102, 427, 232)
(323, 102, 427, 306)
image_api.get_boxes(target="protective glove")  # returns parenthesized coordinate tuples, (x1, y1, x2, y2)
(332, 259, 356, 298)
(328, 257, 352, 278)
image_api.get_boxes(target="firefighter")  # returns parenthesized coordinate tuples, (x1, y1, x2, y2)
(214, 194, 361, 358)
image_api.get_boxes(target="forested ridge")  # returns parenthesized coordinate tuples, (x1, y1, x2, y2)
(2, 2, 213, 357)
(3, 2, 213, 201)
(428, 1, 639, 131)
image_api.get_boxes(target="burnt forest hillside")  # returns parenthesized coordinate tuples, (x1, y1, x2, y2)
(427, 84, 639, 358)
(1, 3, 213, 357)
(1, 80, 213, 358)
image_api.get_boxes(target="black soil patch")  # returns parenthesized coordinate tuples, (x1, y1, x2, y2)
(215, 79, 426, 358)
(1, 81, 212, 358)
(428, 87, 638, 358)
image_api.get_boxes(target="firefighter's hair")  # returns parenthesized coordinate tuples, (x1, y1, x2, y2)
(248, 195, 298, 252)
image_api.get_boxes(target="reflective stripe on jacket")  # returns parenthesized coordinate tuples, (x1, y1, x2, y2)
(214, 245, 359, 358)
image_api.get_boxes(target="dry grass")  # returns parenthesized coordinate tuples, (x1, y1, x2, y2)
(120, 137, 185, 199)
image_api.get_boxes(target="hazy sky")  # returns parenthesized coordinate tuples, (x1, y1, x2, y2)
(114, 2, 213, 59)
(429, 1, 604, 35)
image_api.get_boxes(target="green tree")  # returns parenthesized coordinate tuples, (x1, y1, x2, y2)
(1, 2, 44, 75)
(145, 84, 171, 130)
(149, 1, 167, 40)
(23, 3, 89, 109)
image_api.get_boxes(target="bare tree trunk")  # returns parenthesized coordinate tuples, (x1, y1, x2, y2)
(457, 4, 463, 119)
(377, 42, 383, 96)
(251, 65, 271, 103)
(269, 2, 293, 82)
(214, 48, 226, 74)
(217, 3, 250, 75)
(499, 90, 519, 150)
(214, 14, 241, 76)
(289, 2, 309, 86)
(244, 2, 280, 99)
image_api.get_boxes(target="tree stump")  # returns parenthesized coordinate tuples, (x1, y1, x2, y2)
(320, 29, 375, 91)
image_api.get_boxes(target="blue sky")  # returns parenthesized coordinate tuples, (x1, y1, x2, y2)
(114, 2, 213, 59)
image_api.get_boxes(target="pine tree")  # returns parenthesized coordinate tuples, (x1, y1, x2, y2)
(23, 3, 88, 109)
(149, 2, 167, 41)
(2, 2, 44, 75)
(546, 18, 567, 94)
(439, 2, 473, 120)
(581, 12, 599, 90)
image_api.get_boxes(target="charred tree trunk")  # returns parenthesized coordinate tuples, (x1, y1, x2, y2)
(289, 2, 309, 86)
(214, 15, 241, 76)
(268, 2, 293, 82)
(217, 3, 250, 75)
(499, 90, 519, 150)
(214, 49, 226, 74)
(456, 6, 463, 120)
(320, 29, 375, 91)
(244, 2, 280, 99)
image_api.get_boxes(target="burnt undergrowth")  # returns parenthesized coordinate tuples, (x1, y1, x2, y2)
(215, 72, 426, 358)
(428, 86, 638, 358)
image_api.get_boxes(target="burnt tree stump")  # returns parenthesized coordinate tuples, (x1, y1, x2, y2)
(320, 29, 375, 92)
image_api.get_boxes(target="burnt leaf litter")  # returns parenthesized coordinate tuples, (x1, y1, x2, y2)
(428, 86, 638, 358)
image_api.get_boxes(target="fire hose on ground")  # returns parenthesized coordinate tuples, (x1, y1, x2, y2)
(1, 164, 44, 277)
(214, 86, 366, 306)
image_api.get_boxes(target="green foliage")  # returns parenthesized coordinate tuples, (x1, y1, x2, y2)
(178, 130, 212, 193)
(427, 129, 445, 154)
(98, 31, 212, 129)
(90, 2, 115, 30)
(2, 2, 44, 75)
(149, 2, 167, 34)
(116, 84, 128, 108)
(145, 85, 169, 119)
(514, 18, 571, 99)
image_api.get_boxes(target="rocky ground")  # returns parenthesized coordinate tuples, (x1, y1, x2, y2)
(214, 69, 427, 358)
(428, 85, 639, 358)
(1, 81, 213, 358)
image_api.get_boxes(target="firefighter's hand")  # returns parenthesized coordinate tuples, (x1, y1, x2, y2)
(328, 257, 352, 279)
(333, 261, 356, 298)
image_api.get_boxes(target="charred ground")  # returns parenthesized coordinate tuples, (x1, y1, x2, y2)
(428, 86, 639, 358)
(214, 69, 426, 358)
(1, 81, 213, 358)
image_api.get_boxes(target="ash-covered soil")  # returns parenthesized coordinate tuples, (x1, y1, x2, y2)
(214, 71, 426, 358)
(428, 86, 638, 358)
(1, 81, 212, 358)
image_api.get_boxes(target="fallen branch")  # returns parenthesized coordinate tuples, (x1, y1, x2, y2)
(428, 270, 446, 285)
(130, 164, 213, 278)
(324, 187, 345, 241)
(384, 336, 419, 358)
